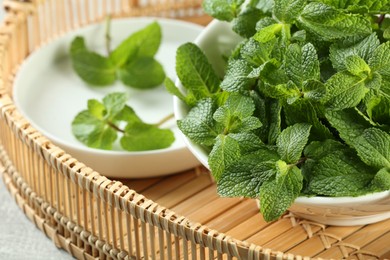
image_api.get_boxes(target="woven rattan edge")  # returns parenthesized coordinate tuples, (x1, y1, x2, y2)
(0, 133, 298, 260)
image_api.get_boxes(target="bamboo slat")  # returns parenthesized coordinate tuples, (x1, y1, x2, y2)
(1, 1, 390, 259)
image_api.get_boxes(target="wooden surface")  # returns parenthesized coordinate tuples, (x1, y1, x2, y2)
(122, 168, 390, 259)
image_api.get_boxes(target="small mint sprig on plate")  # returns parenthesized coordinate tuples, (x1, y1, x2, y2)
(72, 92, 175, 151)
(168, 0, 390, 221)
(70, 18, 165, 89)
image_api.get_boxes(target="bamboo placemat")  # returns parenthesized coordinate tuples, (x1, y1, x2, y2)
(1, 0, 390, 259)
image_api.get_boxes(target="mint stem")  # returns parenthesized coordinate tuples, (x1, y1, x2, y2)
(108, 113, 175, 133)
(105, 14, 112, 55)
(155, 113, 174, 127)
(108, 121, 124, 133)
(378, 14, 386, 26)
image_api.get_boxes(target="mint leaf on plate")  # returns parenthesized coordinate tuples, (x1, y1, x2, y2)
(70, 37, 117, 86)
(119, 56, 165, 89)
(121, 121, 174, 151)
(72, 92, 175, 151)
(71, 21, 165, 89)
(109, 21, 162, 67)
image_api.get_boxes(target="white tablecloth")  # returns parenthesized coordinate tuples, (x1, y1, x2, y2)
(0, 4, 73, 260)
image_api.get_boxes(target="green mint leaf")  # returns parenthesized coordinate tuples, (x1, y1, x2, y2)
(365, 93, 390, 125)
(70, 38, 116, 86)
(70, 36, 87, 54)
(291, 30, 306, 42)
(369, 42, 390, 81)
(164, 77, 187, 104)
(260, 161, 303, 222)
(217, 148, 279, 198)
(274, 0, 306, 23)
(325, 108, 372, 146)
(232, 7, 264, 38)
(120, 121, 174, 151)
(102, 92, 128, 120)
(354, 128, 390, 169)
(240, 38, 276, 67)
(119, 57, 165, 89)
(228, 132, 264, 154)
(284, 100, 333, 140)
(257, 60, 289, 86)
(114, 105, 142, 123)
(329, 33, 380, 72)
(164, 77, 197, 107)
(202, 0, 244, 21)
(72, 110, 117, 150)
(276, 123, 311, 163)
(384, 27, 390, 40)
(324, 71, 368, 110)
(371, 168, 390, 191)
(345, 55, 371, 77)
(253, 23, 284, 43)
(298, 2, 371, 41)
(262, 81, 301, 103)
(302, 80, 326, 101)
(177, 98, 220, 146)
(304, 139, 346, 160)
(109, 21, 161, 67)
(255, 0, 274, 14)
(87, 99, 105, 119)
(319, 0, 390, 13)
(213, 93, 259, 133)
(285, 43, 320, 86)
(208, 134, 241, 180)
(221, 59, 256, 92)
(308, 151, 374, 196)
(267, 99, 282, 144)
(176, 43, 220, 100)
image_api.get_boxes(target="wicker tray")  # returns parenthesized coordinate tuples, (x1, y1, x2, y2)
(1, 1, 390, 259)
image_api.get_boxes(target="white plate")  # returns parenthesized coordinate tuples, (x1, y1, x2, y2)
(13, 17, 202, 178)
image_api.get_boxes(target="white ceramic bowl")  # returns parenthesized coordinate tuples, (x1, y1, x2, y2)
(173, 20, 390, 226)
(14, 17, 202, 178)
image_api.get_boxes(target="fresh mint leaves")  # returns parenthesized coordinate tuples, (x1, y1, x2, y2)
(72, 93, 174, 151)
(71, 21, 165, 89)
(170, 0, 390, 221)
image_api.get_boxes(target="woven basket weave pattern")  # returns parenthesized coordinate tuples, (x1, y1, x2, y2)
(1, 1, 390, 259)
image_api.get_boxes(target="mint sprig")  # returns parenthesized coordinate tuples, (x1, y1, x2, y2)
(72, 92, 174, 151)
(70, 20, 165, 89)
(169, 0, 390, 222)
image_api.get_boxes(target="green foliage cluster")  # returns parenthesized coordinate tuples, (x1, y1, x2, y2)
(70, 22, 165, 89)
(167, 0, 390, 221)
(70, 22, 174, 152)
(72, 92, 174, 151)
